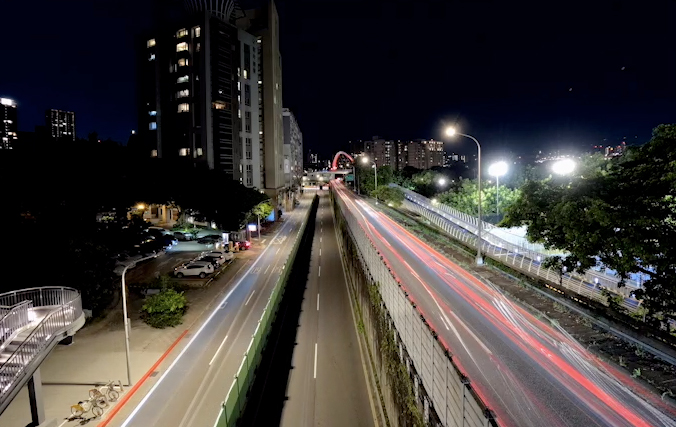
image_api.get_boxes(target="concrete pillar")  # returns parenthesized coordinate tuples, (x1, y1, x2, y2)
(28, 368, 45, 426)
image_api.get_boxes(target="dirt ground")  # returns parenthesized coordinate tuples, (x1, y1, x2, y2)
(385, 206, 676, 400)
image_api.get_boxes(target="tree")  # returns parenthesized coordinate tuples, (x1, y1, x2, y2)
(436, 179, 520, 217)
(371, 185, 405, 207)
(501, 124, 676, 325)
(249, 200, 273, 224)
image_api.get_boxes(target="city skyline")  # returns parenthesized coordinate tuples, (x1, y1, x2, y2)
(1, 0, 674, 158)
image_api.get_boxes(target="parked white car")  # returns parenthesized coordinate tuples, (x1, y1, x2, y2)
(174, 261, 214, 278)
(205, 250, 234, 261)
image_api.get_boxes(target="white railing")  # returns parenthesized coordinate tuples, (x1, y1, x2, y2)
(0, 301, 33, 349)
(0, 287, 82, 403)
(335, 190, 497, 427)
(402, 199, 639, 313)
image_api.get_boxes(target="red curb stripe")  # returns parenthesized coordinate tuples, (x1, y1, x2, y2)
(97, 329, 189, 427)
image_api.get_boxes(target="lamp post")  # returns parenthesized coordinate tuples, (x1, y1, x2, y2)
(121, 253, 158, 386)
(488, 161, 508, 215)
(445, 127, 484, 265)
(437, 177, 447, 187)
(361, 156, 378, 204)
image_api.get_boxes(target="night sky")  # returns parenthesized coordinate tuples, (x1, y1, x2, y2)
(2, 0, 675, 159)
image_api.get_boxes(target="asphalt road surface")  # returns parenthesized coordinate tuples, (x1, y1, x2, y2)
(112, 198, 311, 427)
(280, 191, 375, 427)
(333, 182, 676, 427)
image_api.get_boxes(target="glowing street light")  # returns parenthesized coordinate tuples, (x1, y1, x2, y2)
(552, 158, 576, 175)
(437, 177, 447, 187)
(445, 126, 484, 265)
(431, 198, 438, 205)
(361, 156, 378, 204)
(488, 161, 508, 215)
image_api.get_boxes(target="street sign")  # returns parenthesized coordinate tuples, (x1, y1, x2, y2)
(346, 174, 355, 182)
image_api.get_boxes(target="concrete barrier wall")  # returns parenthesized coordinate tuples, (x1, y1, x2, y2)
(333, 191, 497, 427)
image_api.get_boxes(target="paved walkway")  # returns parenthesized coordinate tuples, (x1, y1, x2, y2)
(0, 222, 284, 427)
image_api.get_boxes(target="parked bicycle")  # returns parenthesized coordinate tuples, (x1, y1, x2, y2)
(71, 398, 103, 418)
(99, 380, 124, 402)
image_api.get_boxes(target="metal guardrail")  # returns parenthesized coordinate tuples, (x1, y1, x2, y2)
(335, 189, 497, 427)
(393, 185, 643, 291)
(0, 287, 82, 403)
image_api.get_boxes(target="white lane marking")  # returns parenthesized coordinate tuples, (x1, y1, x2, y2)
(317, 293, 320, 311)
(319, 248, 322, 257)
(208, 335, 229, 366)
(438, 314, 450, 330)
(318, 266, 321, 277)
(276, 248, 281, 254)
(120, 213, 300, 427)
(264, 265, 271, 274)
(245, 290, 256, 306)
(320, 237, 322, 243)
(213, 407, 224, 427)
(314, 343, 318, 379)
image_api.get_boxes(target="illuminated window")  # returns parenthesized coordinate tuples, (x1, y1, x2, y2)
(178, 58, 189, 67)
(238, 109, 241, 118)
(177, 103, 190, 113)
(151, 149, 158, 157)
(147, 39, 156, 48)
(179, 148, 189, 156)
(177, 28, 188, 38)
(149, 111, 157, 116)
(196, 147, 203, 156)
(196, 43, 200, 52)
(148, 53, 155, 61)
(193, 26, 201, 38)
(176, 42, 188, 52)
(177, 75, 189, 83)
(149, 122, 157, 130)
(243, 69, 248, 79)
(177, 89, 189, 98)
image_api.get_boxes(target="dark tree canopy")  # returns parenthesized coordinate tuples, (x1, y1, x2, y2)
(501, 124, 676, 321)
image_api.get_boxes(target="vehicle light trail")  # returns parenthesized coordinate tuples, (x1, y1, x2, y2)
(334, 182, 676, 427)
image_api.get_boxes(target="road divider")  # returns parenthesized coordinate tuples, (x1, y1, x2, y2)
(213, 197, 318, 427)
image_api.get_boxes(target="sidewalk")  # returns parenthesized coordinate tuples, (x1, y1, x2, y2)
(0, 223, 283, 427)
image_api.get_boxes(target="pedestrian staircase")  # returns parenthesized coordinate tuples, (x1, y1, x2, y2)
(0, 287, 85, 416)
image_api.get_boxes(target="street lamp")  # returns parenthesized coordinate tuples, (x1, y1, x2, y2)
(488, 161, 508, 215)
(120, 253, 158, 386)
(437, 177, 447, 187)
(445, 126, 484, 265)
(361, 156, 378, 204)
(552, 158, 576, 175)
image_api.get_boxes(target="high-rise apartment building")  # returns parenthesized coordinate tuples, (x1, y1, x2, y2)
(282, 108, 303, 189)
(138, 1, 244, 179)
(46, 109, 76, 141)
(1, 98, 18, 149)
(237, 29, 262, 189)
(237, 0, 285, 204)
(396, 139, 446, 170)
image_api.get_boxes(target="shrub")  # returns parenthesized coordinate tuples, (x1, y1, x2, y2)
(141, 288, 188, 328)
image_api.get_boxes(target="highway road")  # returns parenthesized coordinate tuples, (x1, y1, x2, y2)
(280, 191, 375, 427)
(333, 182, 676, 427)
(111, 197, 311, 427)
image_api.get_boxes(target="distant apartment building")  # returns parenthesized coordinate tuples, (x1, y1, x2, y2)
(46, 109, 76, 141)
(394, 139, 446, 170)
(364, 136, 396, 169)
(282, 108, 303, 188)
(1, 98, 18, 149)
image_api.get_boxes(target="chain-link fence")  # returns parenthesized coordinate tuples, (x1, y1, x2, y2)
(334, 190, 497, 427)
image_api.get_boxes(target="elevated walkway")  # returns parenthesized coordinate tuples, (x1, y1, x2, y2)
(0, 287, 85, 423)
